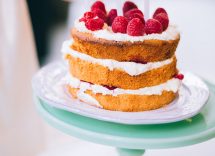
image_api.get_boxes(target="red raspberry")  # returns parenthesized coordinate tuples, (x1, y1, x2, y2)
(145, 19, 163, 34)
(123, 1, 138, 16)
(112, 16, 128, 34)
(91, 1, 106, 14)
(107, 9, 118, 26)
(153, 7, 168, 18)
(79, 11, 96, 22)
(84, 11, 96, 19)
(127, 18, 145, 36)
(126, 13, 145, 25)
(175, 74, 184, 80)
(79, 17, 85, 22)
(154, 13, 169, 31)
(92, 8, 107, 22)
(85, 18, 104, 31)
(125, 8, 144, 18)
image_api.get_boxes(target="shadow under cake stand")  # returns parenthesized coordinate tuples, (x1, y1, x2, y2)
(35, 80, 215, 156)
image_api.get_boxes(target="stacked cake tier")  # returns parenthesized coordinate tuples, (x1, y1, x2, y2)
(62, 1, 183, 112)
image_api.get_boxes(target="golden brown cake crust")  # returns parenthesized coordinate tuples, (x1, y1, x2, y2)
(66, 54, 177, 89)
(71, 28, 180, 63)
(67, 86, 177, 112)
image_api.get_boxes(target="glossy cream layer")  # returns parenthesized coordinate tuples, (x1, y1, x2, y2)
(66, 74, 181, 96)
(62, 40, 174, 76)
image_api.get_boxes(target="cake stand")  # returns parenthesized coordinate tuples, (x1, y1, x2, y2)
(35, 79, 215, 156)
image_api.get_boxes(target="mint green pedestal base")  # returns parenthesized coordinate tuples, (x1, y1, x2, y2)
(117, 148, 145, 156)
(35, 81, 215, 156)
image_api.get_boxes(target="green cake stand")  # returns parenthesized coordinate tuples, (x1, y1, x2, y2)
(35, 80, 215, 156)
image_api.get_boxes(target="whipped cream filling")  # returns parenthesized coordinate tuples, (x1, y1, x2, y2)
(76, 90, 102, 108)
(74, 20, 180, 42)
(65, 74, 181, 96)
(62, 40, 174, 76)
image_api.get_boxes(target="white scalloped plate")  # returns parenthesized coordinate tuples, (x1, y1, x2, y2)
(32, 62, 209, 125)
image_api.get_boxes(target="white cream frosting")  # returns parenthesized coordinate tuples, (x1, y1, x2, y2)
(74, 20, 180, 42)
(65, 74, 181, 96)
(62, 40, 174, 76)
(76, 90, 102, 108)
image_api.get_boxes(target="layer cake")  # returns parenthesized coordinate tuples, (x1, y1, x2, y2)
(62, 1, 183, 112)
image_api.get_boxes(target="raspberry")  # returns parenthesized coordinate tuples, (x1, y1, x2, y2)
(125, 8, 144, 18)
(84, 11, 96, 19)
(127, 18, 145, 36)
(153, 7, 168, 18)
(154, 13, 169, 31)
(175, 74, 184, 80)
(91, 1, 106, 14)
(107, 9, 118, 26)
(126, 13, 145, 25)
(79, 17, 85, 22)
(112, 16, 128, 34)
(79, 11, 96, 22)
(85, 18, 104, 31)
(123, 1, 138, 16)
(145, 19, 163, 34)
(92, 8, 107, 22)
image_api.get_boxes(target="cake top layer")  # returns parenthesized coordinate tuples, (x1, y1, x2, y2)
(73, 1, 180, 42)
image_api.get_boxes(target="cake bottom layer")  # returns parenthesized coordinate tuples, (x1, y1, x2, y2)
(67, 85, 177, 112)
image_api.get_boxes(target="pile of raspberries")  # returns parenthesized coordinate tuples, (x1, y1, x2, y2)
(79, 1, 169, 36)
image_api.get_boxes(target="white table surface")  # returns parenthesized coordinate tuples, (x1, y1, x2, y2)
(43, 0, 215, 155)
